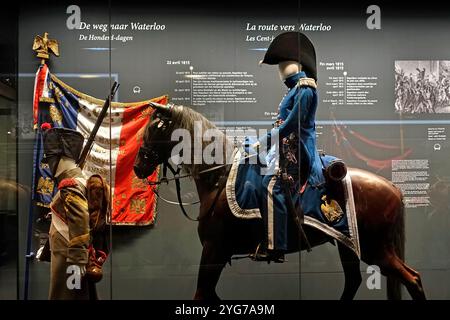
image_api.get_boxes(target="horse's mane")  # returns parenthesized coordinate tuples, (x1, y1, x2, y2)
(170, 105, 234, 178)
(172, 106, 218, 138)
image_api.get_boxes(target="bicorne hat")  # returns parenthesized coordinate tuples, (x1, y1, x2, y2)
(41, 125, 85, 176)
(261, 32, 317, 81)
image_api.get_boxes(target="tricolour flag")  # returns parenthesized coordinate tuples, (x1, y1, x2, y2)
(33, 64, 166, 225)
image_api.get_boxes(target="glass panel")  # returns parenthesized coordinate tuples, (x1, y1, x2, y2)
(110, 0, 302, 300)
(17, 1, 112, 300)
(9, 0, 450, 303)
(0, 9, 18, 299)
(300, 2, 449, 300)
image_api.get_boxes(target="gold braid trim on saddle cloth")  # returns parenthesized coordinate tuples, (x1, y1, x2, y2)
(298, 77, 317, 89)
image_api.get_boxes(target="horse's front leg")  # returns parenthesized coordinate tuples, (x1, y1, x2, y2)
(194, 239, 229, 301)
(338, 243, 362, 300)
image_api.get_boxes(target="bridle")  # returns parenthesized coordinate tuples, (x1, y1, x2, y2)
(138, 145, 165, 169)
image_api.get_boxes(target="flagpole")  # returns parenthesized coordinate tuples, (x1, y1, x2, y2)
(23, 117, 41, 300)
(23, 64, 44, 300)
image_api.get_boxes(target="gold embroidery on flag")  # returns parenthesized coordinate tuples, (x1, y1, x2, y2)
(132, 176, 147, 189)
(51, 74, 168, 109)
(37, 177, 54, 195)
(39, 97, 55, 103)
(49, 104, 63, 124)
(86, 166, 109, 176)
(130, 198, 146, 214)
(139, 107, 153, 119)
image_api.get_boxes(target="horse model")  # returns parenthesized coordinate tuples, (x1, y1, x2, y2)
(133, 103, 426, 300)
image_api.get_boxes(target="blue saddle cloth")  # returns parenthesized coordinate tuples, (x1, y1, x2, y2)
(225, 149, 361, 257)
(302, 154, 351, 236)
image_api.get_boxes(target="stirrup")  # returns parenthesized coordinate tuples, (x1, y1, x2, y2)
(249, 244, 285, 263)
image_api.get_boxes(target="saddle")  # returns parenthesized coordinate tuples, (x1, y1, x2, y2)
(226, 147, 355, 261)
(250, 156, 348, 263)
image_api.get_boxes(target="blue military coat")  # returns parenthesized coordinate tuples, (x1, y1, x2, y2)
(259, 71, 324, 186)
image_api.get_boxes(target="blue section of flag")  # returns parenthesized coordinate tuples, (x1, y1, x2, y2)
(33, 75, 81, 206)
(53, 81, 80, 130)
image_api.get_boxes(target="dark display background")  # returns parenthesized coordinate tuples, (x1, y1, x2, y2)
(10, 0, 450, 300)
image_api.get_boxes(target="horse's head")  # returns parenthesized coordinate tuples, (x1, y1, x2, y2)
(133, 102, 177, 179)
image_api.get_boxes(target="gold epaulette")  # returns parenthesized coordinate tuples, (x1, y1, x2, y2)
(298, 77, 317, 89)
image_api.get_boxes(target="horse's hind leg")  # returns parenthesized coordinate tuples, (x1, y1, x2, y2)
(376, 250, 426, 300)
(338, 243, 362, 300)
(194, 240, 230, 301)
(402, 263, 423, 288)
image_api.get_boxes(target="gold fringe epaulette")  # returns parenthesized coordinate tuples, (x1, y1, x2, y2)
(298, 77, 317, 89)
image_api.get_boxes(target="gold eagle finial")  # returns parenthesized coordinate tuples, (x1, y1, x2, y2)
(32, 32, 59, 64)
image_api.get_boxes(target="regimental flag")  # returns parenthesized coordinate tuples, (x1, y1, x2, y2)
(33, 64, 166, 225)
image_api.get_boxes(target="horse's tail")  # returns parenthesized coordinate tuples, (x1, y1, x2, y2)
(387, 192, 405, 300)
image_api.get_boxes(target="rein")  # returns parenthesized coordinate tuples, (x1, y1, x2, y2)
(144, 161, 232, 222)
(146, 162, 230, 186)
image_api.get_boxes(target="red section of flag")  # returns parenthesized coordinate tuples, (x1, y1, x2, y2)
(112, 97, 167, 225)
(33, 64, 48, 128)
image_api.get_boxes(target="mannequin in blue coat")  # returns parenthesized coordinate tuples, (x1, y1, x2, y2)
(252, 59, 322, 261)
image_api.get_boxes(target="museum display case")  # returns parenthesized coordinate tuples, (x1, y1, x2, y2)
(0, 1, 449, 304)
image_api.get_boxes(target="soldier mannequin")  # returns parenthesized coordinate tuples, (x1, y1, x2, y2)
(252, 32, 322, 262)
(42, 125, 95, 300)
